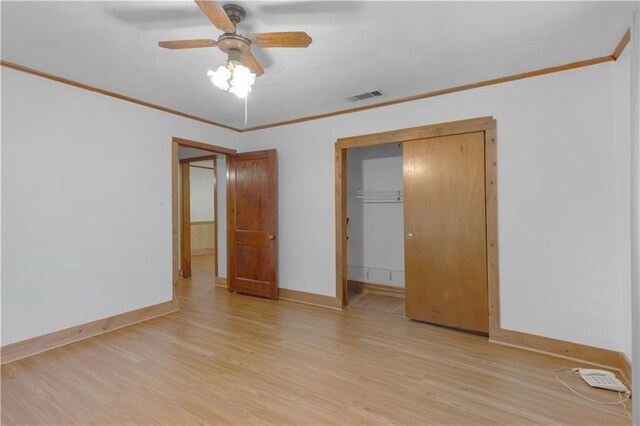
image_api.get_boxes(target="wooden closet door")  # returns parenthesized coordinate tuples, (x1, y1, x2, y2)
(403, 131, 488, 333)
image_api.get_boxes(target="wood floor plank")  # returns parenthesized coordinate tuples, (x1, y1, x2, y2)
(349, 292, 406, 316)
(1, 254, 631, 424)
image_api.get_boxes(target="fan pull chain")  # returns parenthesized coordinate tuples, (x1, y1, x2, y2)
(244, 96, 248, 126)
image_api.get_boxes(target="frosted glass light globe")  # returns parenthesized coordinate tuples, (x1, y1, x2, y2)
(229, 83, 251, 99)
(230, 64, 256, 88)
(207, 66, 231, 91)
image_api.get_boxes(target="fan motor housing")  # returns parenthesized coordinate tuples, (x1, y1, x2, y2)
(218, 34, 252, 54)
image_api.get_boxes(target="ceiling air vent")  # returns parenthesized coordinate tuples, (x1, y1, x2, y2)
(348, 90, 384, 102)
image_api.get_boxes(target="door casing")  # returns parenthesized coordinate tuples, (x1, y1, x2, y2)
(334, 117, 500, 335)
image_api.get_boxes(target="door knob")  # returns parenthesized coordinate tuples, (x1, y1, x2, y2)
(268, 235, 276, 240)
(407, 233, 413, 239)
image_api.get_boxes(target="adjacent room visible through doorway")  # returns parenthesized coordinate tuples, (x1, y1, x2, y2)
(173, 137, 235, 294)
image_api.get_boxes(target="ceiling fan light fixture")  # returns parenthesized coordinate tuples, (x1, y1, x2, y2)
(207, 60, 256, 99)
(231, 64, 255, 85)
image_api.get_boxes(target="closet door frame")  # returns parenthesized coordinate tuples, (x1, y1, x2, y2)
(334, 116, 499, 334)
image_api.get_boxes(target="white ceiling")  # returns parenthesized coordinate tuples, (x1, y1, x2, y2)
(1, 1, 635, 130)
(179, 145, 221, 158)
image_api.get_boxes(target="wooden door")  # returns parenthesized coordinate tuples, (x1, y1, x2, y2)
(404, 131, 488, 333)
(228, 150, 278, 298)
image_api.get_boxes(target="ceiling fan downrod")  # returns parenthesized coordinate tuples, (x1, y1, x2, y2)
(222, 4, 246, 28)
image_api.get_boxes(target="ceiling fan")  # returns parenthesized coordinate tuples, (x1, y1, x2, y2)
(158, 0, 312, 97)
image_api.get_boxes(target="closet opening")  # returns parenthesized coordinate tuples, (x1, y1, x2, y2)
(335, 117, 499, 336)
(346, 143, 405, 316)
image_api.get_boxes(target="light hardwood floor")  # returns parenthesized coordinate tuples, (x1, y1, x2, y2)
(348, 290, 406, 317)
(1, 255, 631, 425)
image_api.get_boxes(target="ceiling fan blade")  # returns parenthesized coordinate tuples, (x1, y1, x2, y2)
(242, 51, 265, 77)
(251, 32, 312, 48)
(158, 39, 218, 49)
(194, 0, 235, 33)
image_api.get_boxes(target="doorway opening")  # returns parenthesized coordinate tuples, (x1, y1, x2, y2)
(172, 138, 279, 302)
(172, 137, 236, 298)
(180, 154, 218, 283)
(335, 117, 499, 336)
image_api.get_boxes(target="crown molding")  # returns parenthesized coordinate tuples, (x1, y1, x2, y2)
(240, 56, 614, 132)
(2, 27, 630, 134)
(0, 60, 241, 132)
(613, 28, 631, 60)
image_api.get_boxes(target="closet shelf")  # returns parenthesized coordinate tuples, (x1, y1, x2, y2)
(350, 190, 403, 203)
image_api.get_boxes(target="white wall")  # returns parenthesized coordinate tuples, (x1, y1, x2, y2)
(1, 42, 633, 357)
(189, 162, 215, 222)
(216, 156, 227, 279)
(613, 47, 632, 361)
(1, 67, 238, 346)
(629, 11, 640, 424)
(240, 61, 629, 352)
(347, 144, 404, 287)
